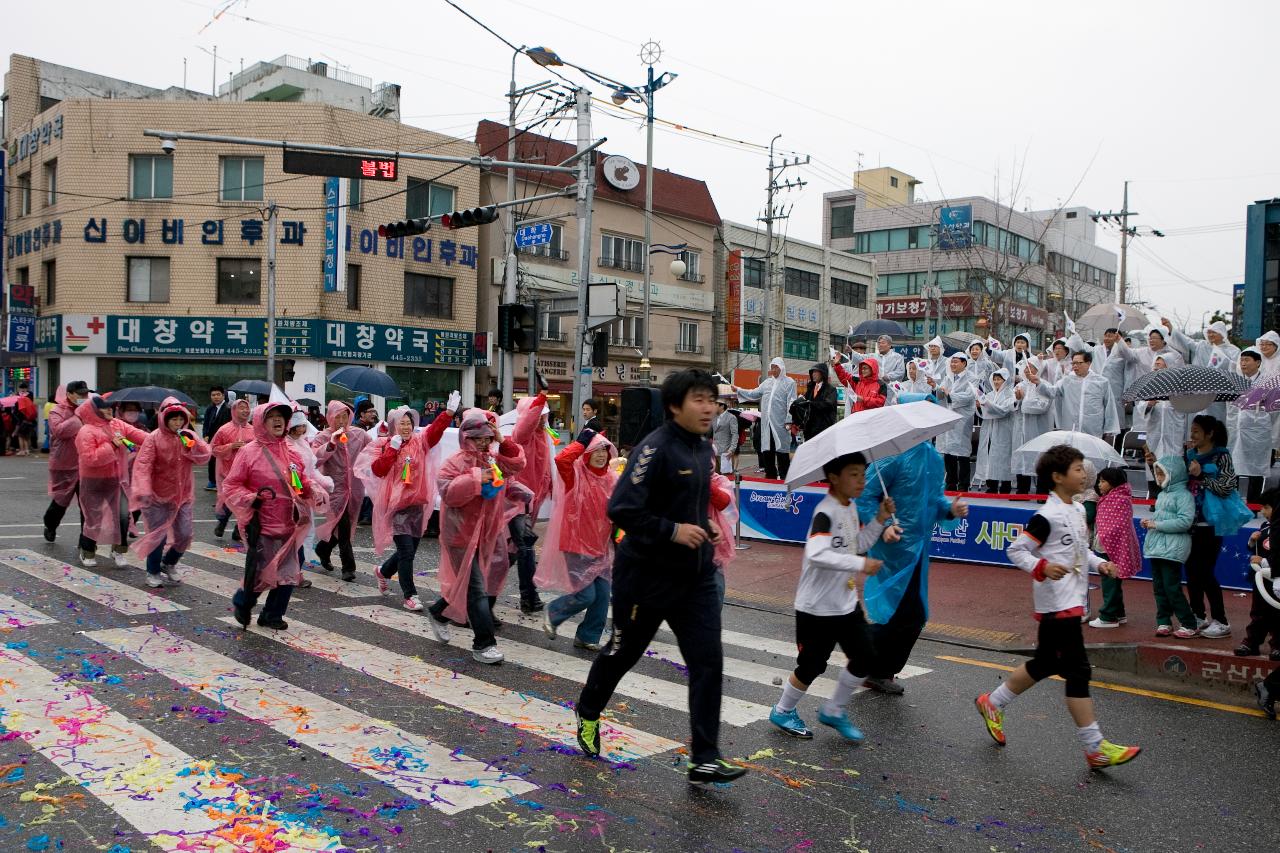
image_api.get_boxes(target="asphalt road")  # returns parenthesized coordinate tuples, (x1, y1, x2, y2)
(0, 452, 1275, 853)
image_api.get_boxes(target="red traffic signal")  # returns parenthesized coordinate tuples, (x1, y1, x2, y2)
(441, 206, 499, 230)
(377, 217, 431, 238)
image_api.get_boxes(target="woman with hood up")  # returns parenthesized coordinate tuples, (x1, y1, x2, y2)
(922, 337, 948, 384)
(129, 397, 210, 587)
(428, 409, 526, 665)
(359, 403, 455, 613)
(42, 381, 89, 543)
(800, 362, 839, 439)
(506, 392, 553, 614)
(1010, 359, 1054, 494)
(967, 340, 997, 387)
(1257, 330, 1280, 378)
(931, 351, 978, 492)
(897, 359, 934, 396)
(832, 353, 886, 414)
(311, 399, 373, 580)
(287, 409, 332, 587)
(73, 395, 150, 567)
(212, 397, 254, 542)
(225, 402, 328, 631)
(974, 368, 1015, 494)
(537, 430, 620, 650)
(1135, 354, 1187, 498)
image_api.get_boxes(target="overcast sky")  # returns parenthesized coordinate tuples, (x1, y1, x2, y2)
(7, 0, 1276, 333)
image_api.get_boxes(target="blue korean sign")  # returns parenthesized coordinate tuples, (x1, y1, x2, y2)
(109, 316, 311, 358)
(515, 222, 552, 248)
(936, 205, 973, 250)
(7, 316, 34, 354)
(323, 177, 340, 293)
(318, 320, 472, 366)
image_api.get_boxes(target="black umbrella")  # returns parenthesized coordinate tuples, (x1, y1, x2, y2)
(327, 366, 401, 397)
(850, 319, 907, 338)
(108, 386, 195, 406)
(228, 378, 285, 398)
(1122, 365, 1250, 409)
(295, 397, 321, 408)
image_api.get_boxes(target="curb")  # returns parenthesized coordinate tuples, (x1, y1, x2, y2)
(1085, 642, 1280, 695)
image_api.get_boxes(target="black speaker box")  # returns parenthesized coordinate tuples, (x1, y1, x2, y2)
(618, 386, 664, 449)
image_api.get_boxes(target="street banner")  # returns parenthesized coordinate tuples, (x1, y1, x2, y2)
(725, 249, 742, 351)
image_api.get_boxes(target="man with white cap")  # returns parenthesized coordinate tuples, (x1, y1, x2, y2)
(1167, 319, 1240, 421)
(733, 357, 796, 481)
(922, 337, 948, 384)
(1037, 348, 1120, 439)
(873, 336, 906, 384)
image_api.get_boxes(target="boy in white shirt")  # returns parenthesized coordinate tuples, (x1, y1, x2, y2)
(770, 452, 899, 742)
(975, 444, 1141, 769)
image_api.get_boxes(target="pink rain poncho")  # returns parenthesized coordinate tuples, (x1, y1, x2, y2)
(46, 385, 83, 506)
(211, 399, 254, 513)
(311, 400, 371, 543)
(534, 434, 618, 594)
(509, 392, 554, 518)
(129, 398, 211, 559)
(73, 397, 150, 546)
(355, 406, 452, 556)
(709, 472, 738, 573)
(223, 403, 328, 592)
(436, 410, 526, 623)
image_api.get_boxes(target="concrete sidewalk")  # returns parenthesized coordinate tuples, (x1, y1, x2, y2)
(724, 536, 1278, 696)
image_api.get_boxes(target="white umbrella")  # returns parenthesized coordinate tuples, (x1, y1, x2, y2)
(1074, 303, 1147, 340)
(1015, 429, 1123, 471)
(785, 401, 963, 491)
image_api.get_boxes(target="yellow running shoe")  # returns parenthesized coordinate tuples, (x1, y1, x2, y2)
(1085, 740, 1141, 770)
(974, 693, 1006, 745)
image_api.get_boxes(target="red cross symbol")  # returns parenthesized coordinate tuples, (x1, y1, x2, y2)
(86, 316, 105, 334)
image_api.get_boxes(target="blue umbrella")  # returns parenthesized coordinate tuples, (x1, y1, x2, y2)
(327, 366, 401, 398)
(850, 319, 907, 339)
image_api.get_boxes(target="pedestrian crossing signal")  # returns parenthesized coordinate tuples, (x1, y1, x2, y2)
(377, 217, 431, 238)
(441, 206, 499, 230)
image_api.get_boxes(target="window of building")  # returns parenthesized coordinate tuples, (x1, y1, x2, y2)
(677, 321, 700, 353)
(889, 176, 900, 188)
(348, 178, 362, 210)
(405, 178, 454, 219)
(43, 160, 57, 207)
(743, 257, 765, 288)
(742, 322, 762, 354)
(678, 250, 702, 282)
(830, 205, 856, 240)
(216, 258, 261, 304)
(404, 272, 453, 318)
(868, 230, 889, 252)
(600, 234, 644, 272)
(831, 277, 868, 308)
(543, 312, 563, 341)
(784, 267, 820, 299)
(127, 257, 171, 303)
(131, 155, 173, 200)
(908, 226, 931, 249)
(1025, 283, 1042, 306)
(220, 157, 264, 202)
(16, 267, 28, 289)
(783, 328, 818, 362)
(346, 263, 361, 310)
(606, 316, 645, 347)
(43, 260, 56, 306)
(887, 228, 910, 251)
(17, 172, 31, 216)
(1065, 211, 1077, 219)
(518, 222, 565, 260)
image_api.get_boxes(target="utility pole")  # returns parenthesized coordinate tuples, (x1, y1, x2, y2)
(1093, 180, 1137, 304)
(758, 136, 807, 373)
(265, 203, 277, 384)
(570, 88, 595, 430)
(500, 58, 520, 412)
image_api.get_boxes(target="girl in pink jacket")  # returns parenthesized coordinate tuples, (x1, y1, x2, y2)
(311, 400, 371, 581)
(130, 398, 211, 588)
(73, 395, 150, 568)
(42, 381, 89, 543)
(212, 398, 254, 543)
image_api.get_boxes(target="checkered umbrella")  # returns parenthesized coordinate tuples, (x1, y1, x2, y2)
(1232, 373, 1280, 413)
(1122, 365, 1250, 414)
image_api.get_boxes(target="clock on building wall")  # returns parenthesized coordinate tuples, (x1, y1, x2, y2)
(602, 155, 640, 191)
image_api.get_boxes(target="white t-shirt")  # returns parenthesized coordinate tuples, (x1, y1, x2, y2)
(795, 492, 885, 616)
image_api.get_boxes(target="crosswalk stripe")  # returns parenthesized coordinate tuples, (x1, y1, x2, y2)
(219, 616, 681, 762)
(158, 564, 306, 604)
(185, 541, 376, 598)
(0, 647, 341, 851)
(0, 549, 189, 615)
(334, 605, 772, 727)
(86, 625, 535, 814)
(0, 592, 55, 627)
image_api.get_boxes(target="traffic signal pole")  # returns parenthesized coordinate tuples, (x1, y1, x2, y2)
(266, 202, 277, 384)
(570, 88, 595, 432)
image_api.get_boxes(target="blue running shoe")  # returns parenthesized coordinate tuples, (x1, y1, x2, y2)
(817, 708, 865, 743)
(769, 707, 813, 739)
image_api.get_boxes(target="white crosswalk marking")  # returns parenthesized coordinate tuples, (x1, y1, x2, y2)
(0, 592, 55, 627)
(87, 625, 536, 814)
(334, 605, 773, 726)
(220, 616, 681, 762)
(0, 647, 341, 850)
(0, 549, 188, 615)
(185, 541, 377, 598)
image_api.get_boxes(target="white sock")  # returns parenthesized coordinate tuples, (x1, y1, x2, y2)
(774, 681, 806, 714)
(821, 669, 861, 716)
(989, 683, 1016, 710)
(1077, 722, 1103, 751)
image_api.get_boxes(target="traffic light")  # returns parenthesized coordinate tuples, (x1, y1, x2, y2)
(441, 206, 499, 229)
(497, 303, 538, 352)
(377, 217, 431, 238)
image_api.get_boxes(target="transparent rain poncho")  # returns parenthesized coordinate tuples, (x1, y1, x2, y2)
(535, 434, 619, 595)
(311, 400, 371, 542)
(129, 397, 211, 559)
(74, 397, 150, 546)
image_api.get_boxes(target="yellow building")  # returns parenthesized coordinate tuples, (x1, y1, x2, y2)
(3, 54, 482, 409)
(854, 167, 921, 208)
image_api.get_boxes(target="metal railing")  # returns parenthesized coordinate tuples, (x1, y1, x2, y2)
(598, 256, 646, 273)
(675, 343, 705, 354)
(540, 330, 568, 342)
(518, 246, 570, 261)
(679, 271, 706, 283)
(220, 55, 373, 96)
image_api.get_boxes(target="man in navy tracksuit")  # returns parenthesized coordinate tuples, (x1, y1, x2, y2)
(574, 369, 748, 786)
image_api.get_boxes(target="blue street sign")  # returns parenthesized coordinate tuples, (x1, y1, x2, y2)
(515, 222, 552, 248)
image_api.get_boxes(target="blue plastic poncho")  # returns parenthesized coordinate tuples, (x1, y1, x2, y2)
(855, 422, 960, 625)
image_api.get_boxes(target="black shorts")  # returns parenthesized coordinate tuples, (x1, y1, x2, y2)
(793, 607, 876, 686)
(1025, 615, 1091, 698)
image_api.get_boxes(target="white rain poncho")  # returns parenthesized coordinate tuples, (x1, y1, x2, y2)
(1010, 359, 1054, 478)
(974, 368, 1015, 483)
(1067, 332, 1130, 426)
(922, 337, 948, 384)
(1135, 356, 1187, 463)
(1169, 322, 1240, 420)
(1257, 331, 1280, 379)
(734, 357, 796, 453)
(873, 337, 906, 383)
(1039, 362, 1120, 435)
(934, 353, 977, 457)
(1229, 348, 1278, 477)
